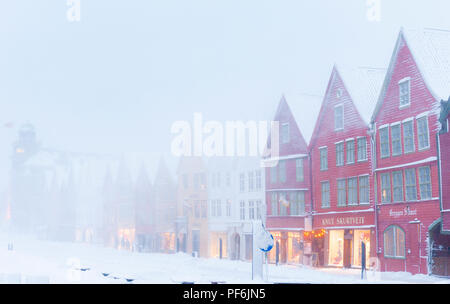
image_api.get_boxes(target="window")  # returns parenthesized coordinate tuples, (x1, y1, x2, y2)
(248, 201, 255, 220)
(279, 160, 286, 183)
(357, 137, 367, 161)
(183, 174, 188, 188)
(380, 173, 391, 203)
(399, 79, 410, 107)
(290, 191, 305, 215)
(337, 179, 347, 207)
(384, 226, 405, 258)
(226, 172, 231, 187)
(405, 168, 417, 201)
(240, 173, 245, 192)
(248, 171, 254, 191)
(320, 147, 328, 171)
(403, 120, 414, 153)
(216, 172, 221, 187)
(359, 176, 369, 204)
(392, 171, 404, 202)
(279, 193, 288, 216)
(240, 201, 246, 220)
(336, 142, 344, 166)
(417, 117, 430, 150)
(255, 170, 262, 189)
(211, 173, 216, 188)
(194, 174, 200, 190)
(211, 200, 216, 217)
(391, 124, 402, 156)
(281, 123, 290, 144)
(194, 201, 200, 218)
(226, 200, 231, 217)
(216, 200, 222, 217)
(296, 158, 304, 182)
(201, 201, 207, 218)
(346, 139, 355, 164)
(321, 182, 330, 208)
(335, 104, 344, 130)
(418, 166, 431, 200)
(270, 166, 277, 184)
(256, 200, 262, 219)
(200, 174, 206, 189)
(348, 177, 357, 205)
(271, 193, 278, 216)
(380, 127, 390, 158)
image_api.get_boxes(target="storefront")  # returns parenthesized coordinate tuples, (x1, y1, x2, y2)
(267, 230, 304, 265)
(313, 212, 375, 268)
(209, 232, 228, 259)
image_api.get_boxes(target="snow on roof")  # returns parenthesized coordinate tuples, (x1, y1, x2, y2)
(337, 65, 386, 124)
(402, 28, 450, 101)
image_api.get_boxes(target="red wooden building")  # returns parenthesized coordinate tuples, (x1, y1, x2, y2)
(371, 28, 450, 275)
(309, 66, 385, 268)
(263, 96, 315, 265)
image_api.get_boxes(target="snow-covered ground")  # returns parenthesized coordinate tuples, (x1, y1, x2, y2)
(0, 234, 448, 284)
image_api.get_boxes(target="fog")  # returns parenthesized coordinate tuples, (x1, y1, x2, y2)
(0, 0, 450, 267)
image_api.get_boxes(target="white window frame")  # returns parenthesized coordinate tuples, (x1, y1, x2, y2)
(320, 147, 328, 171)
(347, 176, 358, 206)
(321, 181, 330, 208)
(337, 178, 347, 207)
(357, 137, 368, 162)
(391, 123, 402, 156)
(399, 77, 411, 108)
(334, 104, 344, 131)
(379, 126, 390, 159)
(281, 122, 290, 144)
(336, 142, 344, 167)
(418, 166, 432, 200)
(403, 119, 415, 154)
(358, 174, 370, 205)
(346, 139, 355, 164)
(417, 116, 430, 151)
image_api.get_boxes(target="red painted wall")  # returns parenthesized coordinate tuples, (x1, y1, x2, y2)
(265, 98, 312, 229)
(310, 69, 375, 216)
(373, 35, 441, 274)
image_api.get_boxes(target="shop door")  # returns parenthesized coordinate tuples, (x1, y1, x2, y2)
(408, 222, 421, 274)
(343, 239, 352, 268)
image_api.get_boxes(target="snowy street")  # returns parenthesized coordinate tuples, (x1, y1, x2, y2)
(0, 234, 448, 284)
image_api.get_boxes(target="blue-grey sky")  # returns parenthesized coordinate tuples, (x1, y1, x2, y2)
(1, 0, 450, 187)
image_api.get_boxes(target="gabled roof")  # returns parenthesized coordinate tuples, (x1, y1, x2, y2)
(372, 28, 450, 122)
(309, 65, 385, 149)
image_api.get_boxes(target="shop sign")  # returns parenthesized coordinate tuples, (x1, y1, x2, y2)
(388, 208, 417, 218)
(320, 216, 366, 227)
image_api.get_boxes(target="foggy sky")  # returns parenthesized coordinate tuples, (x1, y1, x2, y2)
(1, 0, 450, 189)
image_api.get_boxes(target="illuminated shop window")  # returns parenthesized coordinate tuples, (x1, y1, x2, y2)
(328, 230, 344, 266)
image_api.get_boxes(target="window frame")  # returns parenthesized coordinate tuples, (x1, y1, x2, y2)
(399, 78, 411, 109)
(379, 126, 390, 159)
(334, 104, 344, 131)
(417, 116, 430, 151)
(320, 147, 328, 171)
(384, 225, 406, 259)
(403, 120, 415, 154)
(335, 141, 344, 167)
(357, 137, 368, 162)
